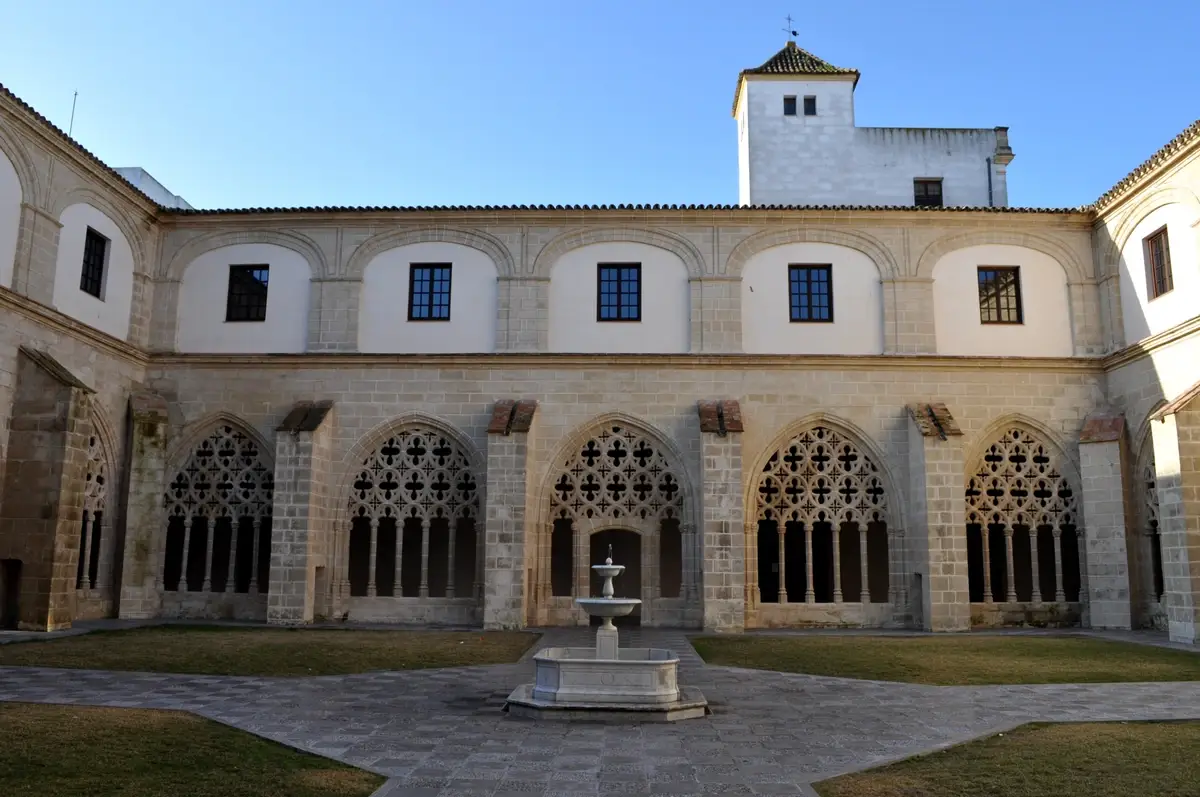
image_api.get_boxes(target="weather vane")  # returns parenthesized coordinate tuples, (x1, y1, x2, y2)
(782, 14, 798, 38)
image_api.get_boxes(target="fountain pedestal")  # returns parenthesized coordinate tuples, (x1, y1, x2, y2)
(504, 548, 708, 722)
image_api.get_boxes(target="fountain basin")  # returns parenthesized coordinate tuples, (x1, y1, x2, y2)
(532, 646, 680, 704)
(574, 597, 639, 621)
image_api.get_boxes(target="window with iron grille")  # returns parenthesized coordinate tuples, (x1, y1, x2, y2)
(803, 96, 817, 116)
(788, 265, 833, 323)
(597, 264, 641, 321)
(408, 263, 452, 321)
(79, 227, 108, 299)
(224, 265, 270, 322)
(1144, 227, 1174, 300)
(977, 267, 1023, 324)
(914, 179, 943, 207)
(783, 96, 797, 116)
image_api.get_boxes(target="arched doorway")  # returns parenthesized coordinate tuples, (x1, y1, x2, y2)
(589, 529, 642, 627)
(965, 426, 1083, 627)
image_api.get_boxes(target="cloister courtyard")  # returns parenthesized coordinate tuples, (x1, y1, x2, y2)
(1, 623, 1199, 797)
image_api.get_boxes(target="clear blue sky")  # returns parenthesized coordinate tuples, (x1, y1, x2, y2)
(2, 0, 1197, 210)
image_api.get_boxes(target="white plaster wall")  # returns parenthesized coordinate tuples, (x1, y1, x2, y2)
(0, 150, 19, 289)
(932, 244, 1073, 357)
(53, 203, 133, 340)
(741, 243, 883, 354)
(743, 77, 1002, 207)
(737, 93, 752, 206)
(177, 243, 312, 353)
(548, 242, 689, 353)
(1118, 202, 1200, 343)
(359, 242, 497, 353)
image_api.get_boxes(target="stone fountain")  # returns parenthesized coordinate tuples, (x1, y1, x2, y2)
(505, 546, 709, 722)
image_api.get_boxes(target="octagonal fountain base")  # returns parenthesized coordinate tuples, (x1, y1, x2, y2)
(505, 683, 710, 722)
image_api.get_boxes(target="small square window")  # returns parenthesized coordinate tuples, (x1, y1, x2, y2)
(914, 179, 943, 207)
(788, 265, 833, 323)
(1144, 227, 1174, 300)
(225, 265, 269, 322)
(977, 267, 1023, 325)
(783, 96, 797, 116)
(79, 227, 108, 299)
(598, 264, 641, 321)
(408, 263, 452, 321)
(803, 96, 817, 116)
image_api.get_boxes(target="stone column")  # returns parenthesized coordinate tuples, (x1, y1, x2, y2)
(118, 391, 171, 619)
(1078, 412, 1133, 629)
(689, 277, 742, 353)
(483, 399, 538, 629)
(882, 278, 937, 354)
(697, 400, 745, 632)
(905, 403, 969, 631)
(0, 348, 94, 631)
(1150, 398, 1200, 645)
(267, 401, 335, 625)
(306, 278, 360, 352)
(496, 278, 549, 352)
(11, 203, 62, 306)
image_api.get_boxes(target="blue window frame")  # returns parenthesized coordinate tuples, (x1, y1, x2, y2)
(408, 263, 452, 321)
(597, 263, 641, 322)
(788, 265, 833, 323)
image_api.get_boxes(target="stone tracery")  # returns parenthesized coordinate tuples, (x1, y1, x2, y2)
(550, 425, 684, 523)
(76, 432, 108, 591)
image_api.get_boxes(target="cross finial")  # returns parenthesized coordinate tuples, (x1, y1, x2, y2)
(782, 14, 798, 40)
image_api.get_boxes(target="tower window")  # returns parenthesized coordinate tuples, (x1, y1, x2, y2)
(597, 264, 641, 321)
(783, 96, 797, 116)
(79, 227, 108, 299)
(408, 263, 452, 321)
(914, 179, 943, 207)
(977, 267, 1023, 325)
(803, 96, 817, 116)
(789, 265, 833, 323)
(225, 265, 270, 322)
(1144, 227, 1174, 300)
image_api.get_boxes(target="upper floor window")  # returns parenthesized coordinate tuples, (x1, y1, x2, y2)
(408, 263, 452, 321)
(783, 96, 797, 116)
(598, 263, 641, 321)
(80, 227, 108, 299)
(914, 179, 943, 208)
(803, 96, 817, 116)
(1144, 227, 1174, 300)
(977, 266, 1023, 324)
(225, 265, 270, 322)
(788, 265, 833, 323)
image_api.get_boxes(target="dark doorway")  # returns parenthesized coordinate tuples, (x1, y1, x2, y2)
(589, 529, 641, 627)
(0, 559, 20, 630)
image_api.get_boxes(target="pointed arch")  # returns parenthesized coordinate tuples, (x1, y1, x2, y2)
(0, 122, 41, 203)
(344, 227, 516, 278)
(1131, 402, 1168, 624)
(725, 227, 899, 279)
(917, 230, 1089, 283)
(75, 401, 119, 600)
(163, 229, 326, 279)
(532, 228, 705, 278)
(963, 413, 1080, 486)
(167, 411, 274, 473)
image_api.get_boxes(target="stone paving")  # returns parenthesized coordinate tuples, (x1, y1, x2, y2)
(1, 628, 1200, 797)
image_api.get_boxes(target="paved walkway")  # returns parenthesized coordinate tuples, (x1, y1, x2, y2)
(2, 628, 1200, 797)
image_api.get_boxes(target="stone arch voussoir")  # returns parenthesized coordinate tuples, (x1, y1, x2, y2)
(532, 227, 706, 279)
(166, 411, 275, 475)
(163, 229, 327, 280)
(1100, 185, 1200, 274)
(724, 227, 899, 279)
(344, 227, 516, 279)
(53, 186, 150, 277)
(917, 230, 1089, 283)
(0, 121, 41, 204)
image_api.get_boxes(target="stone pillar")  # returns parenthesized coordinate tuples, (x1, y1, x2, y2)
(483, 399, 538, 629)
(991, 127, 1014, 208)
(1078, 413, 1133, 629)
(306, 278, 360, 352)
(906, 403, 969, 631)
(11, 203, 62, 306)
(882, 279, 937, 354)
(1150, 396, 1200, 645)
(267, 401, 335, 625)
(0, 348, 94, 631)
(117, 391, 170, 618)
(496, 278, 549, 352)
(689, 277, 742, 353)
(127, 272, 155, 349)
(697, 400, 745, 632)
(147, 279, 180, 352)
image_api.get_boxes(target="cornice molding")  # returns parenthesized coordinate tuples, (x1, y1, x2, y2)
(0, 288, 148, 368)
(1103, 314, 1200, 371)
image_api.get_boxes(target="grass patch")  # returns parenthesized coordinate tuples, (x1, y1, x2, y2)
(0, 625, 538, 676)
(690, 635, 1200, 685)
(814, 721, 1200, 797)
(0, 702, 383, 797)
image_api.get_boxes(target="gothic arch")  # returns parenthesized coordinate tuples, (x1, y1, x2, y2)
(916, 230, 1089, 283)
(0, 122, 41, 204)
(532, 228, 705, 279)
(163, 229, 327, 279)
(167, 412, 274, 474)
(1100, 184, 1200, 273)
(76, 404, 118, 597)
(963, 413, 1080, 487)
(51, 187, 150, 275)
(1131, 402, 1168, 623)
(343, 227, 516, 279)
(724, 227, 900, 279)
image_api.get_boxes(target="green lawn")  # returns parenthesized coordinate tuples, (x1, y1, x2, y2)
(690, 635, 1200, 685)
(814, 721, 1200, 797)
(0, 703, 383, 797)
(0, 625, 538, 676)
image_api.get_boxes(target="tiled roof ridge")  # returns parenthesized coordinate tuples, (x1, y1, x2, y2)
(1092, 119, 1200, 212)
(732, 40, 859, 114)
(165, 203, 1086, 216)
(0, 82, 161, 210)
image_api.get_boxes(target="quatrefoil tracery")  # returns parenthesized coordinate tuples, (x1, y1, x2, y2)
(965, 428, 1076, 531)
(164, 425, 274, 521)
(551, 425, 683, 522)
(348, 428, 479, 523)
(84, 434, 108, 515)
(757, 426, 888, 526)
